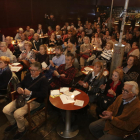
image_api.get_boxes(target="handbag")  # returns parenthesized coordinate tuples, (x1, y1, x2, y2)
(16, 75, 45, 109)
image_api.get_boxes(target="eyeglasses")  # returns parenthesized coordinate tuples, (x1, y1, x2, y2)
(122, 88, 129, 94)
(30, 69, 38, 72)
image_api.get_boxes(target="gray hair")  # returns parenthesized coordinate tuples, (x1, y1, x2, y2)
(30, 28, 35, 34)
(83, 36, 90, 43)
(124, 81, 139, 96)
(34, 33, 39, 38)
(30, 62, 42, 70)
(19, 28, 24, 32)
(0, 42, 7, 47)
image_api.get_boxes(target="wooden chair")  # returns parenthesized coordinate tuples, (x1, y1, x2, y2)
(11, 91, 48, 131)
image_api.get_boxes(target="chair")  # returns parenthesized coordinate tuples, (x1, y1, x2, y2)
(0, 72, 19, 101)
(123, 125, 140, 140)
(11, 91, 48, 131)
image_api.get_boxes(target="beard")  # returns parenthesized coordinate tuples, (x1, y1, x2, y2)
(56, 53, 61, 57)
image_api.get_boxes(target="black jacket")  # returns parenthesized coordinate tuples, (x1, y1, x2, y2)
(17, 73, 48, 103)
(83, 72, 106, 95)
(103, 79, 124, 97)
(0, 67, 12, 94)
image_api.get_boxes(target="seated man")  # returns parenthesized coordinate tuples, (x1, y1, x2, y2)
(3, 62, 48, 140)
(89, 81, 140, 140)
(0, 42, 17, 63)
(45, 46, 65, 80)
(50, 52, 76, 89)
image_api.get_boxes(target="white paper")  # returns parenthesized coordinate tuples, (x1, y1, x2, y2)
(12, 63, 20, 66)
(74, 99, 84, 107)
(60, 87, 69, 93)
(60, 94, 75, 104)
(51, 90, 60, 96)
(11, 66, 21, 72)
(41, 62, 48, 68)
(84, 67, 93, 71)
(64, 90, 71, 96)
(72, 90, 81, 96)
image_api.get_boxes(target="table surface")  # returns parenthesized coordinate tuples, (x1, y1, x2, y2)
(81, 66, 109, 76)
(49, 88, 89, 111)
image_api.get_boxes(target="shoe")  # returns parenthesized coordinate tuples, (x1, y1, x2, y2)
(4, 123, 17, 133)
(13, 129, 27, 140)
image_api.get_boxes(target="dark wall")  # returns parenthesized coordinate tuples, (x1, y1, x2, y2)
(0, 0, 140, 37)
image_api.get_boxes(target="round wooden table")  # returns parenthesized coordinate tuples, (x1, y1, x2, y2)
(49, 88, 89, 138)
(81, 66, 109, 76)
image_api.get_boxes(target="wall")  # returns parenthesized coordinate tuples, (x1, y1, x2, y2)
(0, 0, 140, 37)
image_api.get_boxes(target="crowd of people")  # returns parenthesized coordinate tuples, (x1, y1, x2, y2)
(0, 13, 140, 140)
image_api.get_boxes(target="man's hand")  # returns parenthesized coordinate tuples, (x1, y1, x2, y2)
(17, 87, 24, 94)
(99, 111, 113, 120)
(83, 82, 89, 88)
(24, 89, 31, 95)
(78, 80, 84, 86)
(53, 70, 59, 77)
(60, 74, 66, 77)
(50, 60, 54, 67)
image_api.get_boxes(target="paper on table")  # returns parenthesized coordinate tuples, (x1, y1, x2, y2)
(74, 99, 84, 107)
(72, 90, 81, 96)
(60, 87, 69, 93)
(41, 62, 48, 68)
(84, 67, 93, 71)
(11, 67, 21, 72)
(60, 94, 75, 104)
(51, 90, 60, 96)
(12, 63, 20, 66)
(64, 90, 71, 96)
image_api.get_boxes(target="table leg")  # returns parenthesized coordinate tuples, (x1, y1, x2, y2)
(57, 110, 79, 138)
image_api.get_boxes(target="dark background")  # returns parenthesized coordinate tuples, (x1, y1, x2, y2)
(0, 0, 140, 37)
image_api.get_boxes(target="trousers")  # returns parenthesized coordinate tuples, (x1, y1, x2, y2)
(3, 100, 40, 132)
(89, 119, 123, 140)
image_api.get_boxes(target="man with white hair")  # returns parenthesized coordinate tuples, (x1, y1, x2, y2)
(89, 81, 140, 140)
(54, 25, 62, 36)
(15, 28, 24, 40)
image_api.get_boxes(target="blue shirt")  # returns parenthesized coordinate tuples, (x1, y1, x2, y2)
(123, 96, 136, 105)
(49, 54, 65, 68)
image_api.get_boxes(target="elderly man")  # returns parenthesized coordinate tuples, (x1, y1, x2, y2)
(24, 26, 30, 37)
(89, 81, 140, 140)
(0, 42, 16, 63)
(5, 36, 14, 52)
(3, 62, 48, 140)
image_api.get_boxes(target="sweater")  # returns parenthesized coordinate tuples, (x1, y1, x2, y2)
(17, 73, 48, 103)
(104, 95, 140, 138)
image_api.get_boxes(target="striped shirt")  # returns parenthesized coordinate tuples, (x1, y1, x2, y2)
(100, 49, 113, 60)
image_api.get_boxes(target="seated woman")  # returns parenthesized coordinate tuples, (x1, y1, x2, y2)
(64, 43, 79, 69)
(97, 42, 113, 69)
(122, 55, 139, 82)
(0, 56, 12, 95)
(127, 42, 140, 59)
(47, 26, 54, 37)
(76, 61, 106, 103)
(96, 68, 124, 116)
(15, 28, 24, 40)
(48, 33, 57, 47)
(18, 33, 27, 52)
(91, 33, 102, 49)
(18, 41, 35, 63)
(28, 29, 35, 42)
(0, 42, 17, 63)
(36, 24, 43, 35)
(32, 33, 42, 53)
(80, 36, 92, 68)
(35, 45, 49, 67)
